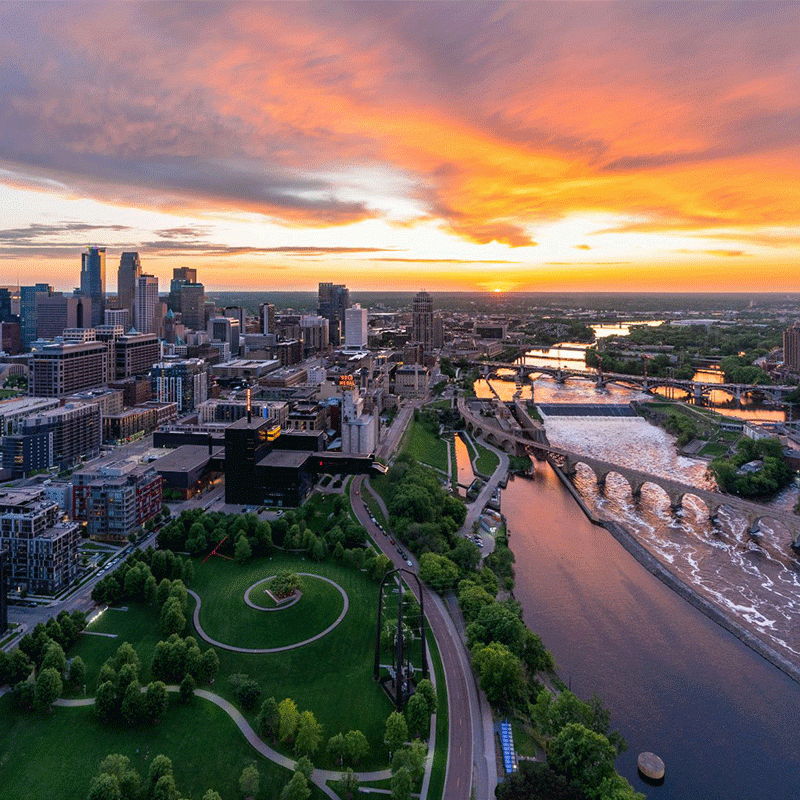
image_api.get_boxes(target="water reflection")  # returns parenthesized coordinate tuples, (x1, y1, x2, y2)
(504, 468, 800, 800)
(453, 434, 476, 489)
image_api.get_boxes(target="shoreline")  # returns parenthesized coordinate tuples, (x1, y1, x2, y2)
(547, 457, 800, 687)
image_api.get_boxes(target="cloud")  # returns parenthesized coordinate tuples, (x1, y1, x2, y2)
(372, 257, 525, 264)
(675, 249, 746, 257)
(574, 244, 591, 251)
(0, 1, 798, 255)
(0, 222, 131, 244)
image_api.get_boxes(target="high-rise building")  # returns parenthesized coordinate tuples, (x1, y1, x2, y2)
(105, 308, 130, 329)
(117, 252, 141, 321)
(114, 333, 160, 379)
(345, 304, 368, 350)
(300, 314, 329, 352)
(168, 268, 200, 317)
(208, 316, 240, 356)
(35, 292, 91, 340)
(28, 340, 108, 396)
(135, 274, 159, 334)
(412, 290, 434, 351)
(318, 282, 349, 343)
(784, 322, 800, 374)
(260, 303, 276, 335)
(0, 548, 7, 635)
(179, 283, 205, 330)
(0, 288, 12, 322)
(150, 358, 208, 412)
(80, 246, 106, 326)
(20, 283, 52, 349)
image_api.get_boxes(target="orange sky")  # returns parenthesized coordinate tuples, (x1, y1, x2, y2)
(0, 2, 798, 292)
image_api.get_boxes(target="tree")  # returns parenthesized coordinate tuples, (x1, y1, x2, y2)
(145, 681, 169, 722)
(6, 648, 33, 684)
(418, 553, 459, 593)
(179, 673, 195, 703)
(202, 792, 222, 800)
(95, 680, 118, 722)
(415, 679, 437, 715)
(278, 697, 299, 741)
(198, 648, 220, 684)
(295, 710, 323, 755)
(547, 722, 617, 798)
(384, 711, 408, 755)
(270, 570, 301, 599)
(239, 764, 260, 799)
(495, 760, 588, 800)
(34, 667, 62, 712)
(147, 755, 174, 798)
(390, 766, 413, 800)
(97, 754, 141, 800)
(392, 741, 426, 784)
(327, 731, 348, 764)
(294, 756, 313, 781)
(156, 578, 172, 607)
(344, 729, 369, 765)
(160, 597, 186, 636)
(152, 774, 179, 800)
(144, 575, 158, 605)
(339, 768, 359, 800)
(257, 696, 281, 741)
(229, 673, 261, 710)
(405, 692, 430, 739)
(471, 642, 525, 711)
(68, 656, 87, 692)
(121, 680, 144, 726)
(466, 601, 526, 654)
(280, 771, 310, 800)
(87, 773, 122, 800)
(458, 583, 495, 623)
(234, 535, 252, 565)
(41, 641, 67, 675)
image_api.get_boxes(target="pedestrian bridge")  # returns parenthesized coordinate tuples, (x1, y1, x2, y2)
(457, 396, 800, 545)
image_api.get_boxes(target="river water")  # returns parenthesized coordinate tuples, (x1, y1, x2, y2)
(503, 468, 800, 798)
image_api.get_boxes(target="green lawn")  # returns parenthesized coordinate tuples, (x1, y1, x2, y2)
(426, 628, 449, 800)
(402, 421, 448, 472)
(0, 694, 317, 800)
(195, 564, 344, 649)
(190, 554, 394, 771)
(473, 439, 500, 476)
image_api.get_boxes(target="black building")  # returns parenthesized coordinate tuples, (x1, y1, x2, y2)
(224, 415, 273, 505)
(0, 548, 8, 635)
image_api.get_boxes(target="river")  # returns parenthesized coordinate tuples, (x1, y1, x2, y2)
(502, 466, 800, 799)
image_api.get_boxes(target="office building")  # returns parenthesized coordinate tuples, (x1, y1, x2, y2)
(0, 487, 81, 595)
(0, 397, 59, 436)
(0, 321, 22, 354)
(80, 246, 106, 326)
(35, 292, 91, 340)
(208, 316, 240, 356)
(0, 288, 12, 322)
(72, 461, 162, 542)
(114, 332, 159, 379)
(0, 548, 7, 635)
(784, 322, 800, 373)
(341, 383, 377, 455)
(150, 358, 208, 412)
(169, 268, 204, 330)
(20, 283, 52, 349)
(28, 340, 108, 396)
(412, 290, 433, 351)
(318, 282, 349, 343)
(117, 252, 141, 321)
(300, 315, 329, 352)
(260, 303, 276, 335)
(345, 304, 368, 350)
(105, 307, 130, 329)
(135, 274, 159, 334)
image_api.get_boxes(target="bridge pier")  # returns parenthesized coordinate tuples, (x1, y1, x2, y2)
(747, 517, 762, 538)
(595, 471, 608, 492)
(668, 492, 683, 514)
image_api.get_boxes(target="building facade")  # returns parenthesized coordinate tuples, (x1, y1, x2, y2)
(117, 252, 141, 322)
(412, 291, 433, 351)
(80, 246, 106, 327)
(784, 322, 800, 373)
(28, 340, 108, 396)
(0, 487, 81, 594)
(344, 304, 368, 350)
(135, 274, 159, 335)
(150, 359, 208, 412)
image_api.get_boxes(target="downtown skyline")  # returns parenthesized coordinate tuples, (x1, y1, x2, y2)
(1, 1, 799, 293)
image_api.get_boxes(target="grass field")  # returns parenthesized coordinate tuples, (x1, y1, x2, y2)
(426, 628, 449, 800)
(473, 439, 500, 476)
(0, 694, 318, 800)
(196, 565, 344, 649)
(402, 420, 449, 473)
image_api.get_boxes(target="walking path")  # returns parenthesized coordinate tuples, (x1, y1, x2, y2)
(55, 687, 392, 798)
(187, 575, 348, 654)
(81, 630, 118, 638)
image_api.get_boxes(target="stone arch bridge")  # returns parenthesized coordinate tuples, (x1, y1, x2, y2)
(457, 396, 800, 544)
(476, 361, 794, 404)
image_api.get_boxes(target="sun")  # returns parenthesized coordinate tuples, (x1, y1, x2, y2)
(493, 288, 503, 293)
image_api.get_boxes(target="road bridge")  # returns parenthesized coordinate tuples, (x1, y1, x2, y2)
(457, 396, 800, 545)
(475, 360, 795, 404)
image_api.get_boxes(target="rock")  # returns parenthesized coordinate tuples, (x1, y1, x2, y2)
(638, 751, 665, 780)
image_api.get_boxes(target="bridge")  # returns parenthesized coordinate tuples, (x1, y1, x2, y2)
(457, 396, 800, 544)
(475, 360, 795, 404)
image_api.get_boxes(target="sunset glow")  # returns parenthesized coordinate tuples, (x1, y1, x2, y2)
(1, 2, 799, 292)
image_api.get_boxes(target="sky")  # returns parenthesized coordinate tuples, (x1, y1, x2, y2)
(1, 1, 799, 293)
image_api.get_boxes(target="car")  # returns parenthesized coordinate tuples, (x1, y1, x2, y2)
(390, 538, 395, 545)
(405, 560, 413, 567)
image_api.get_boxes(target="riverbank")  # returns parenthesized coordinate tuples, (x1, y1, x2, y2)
(548, 459, 800, 687)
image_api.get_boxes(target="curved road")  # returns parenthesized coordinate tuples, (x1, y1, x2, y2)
(351, 474, 489, 800)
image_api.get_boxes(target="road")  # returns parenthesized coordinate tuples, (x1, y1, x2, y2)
(351, 473, 492, 800)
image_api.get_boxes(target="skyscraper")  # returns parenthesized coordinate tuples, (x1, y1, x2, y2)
(318, 282, 349, 344)
(117, 252, 141, 322)
(135, 274, 159, 334)
(80, 246, 106, 326)
(345, 304, 368, 349)
(20, 283, 52, 349)
(168, 267, 198, 313)
(412, 290, 433, 351)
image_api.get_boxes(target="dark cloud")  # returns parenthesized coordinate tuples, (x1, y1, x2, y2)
(153, 226, 211, 239)
(0, 222, 131, 244)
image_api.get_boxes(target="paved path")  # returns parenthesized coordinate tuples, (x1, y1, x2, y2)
(81, 630, 119, 638)
(351, 475, 490, 800)
(55, 687, 392, 798)
(188, 575, 349, 654)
